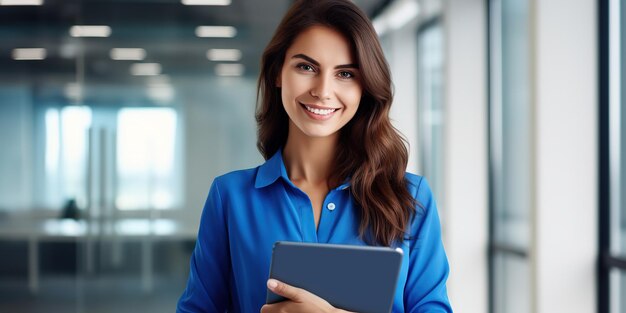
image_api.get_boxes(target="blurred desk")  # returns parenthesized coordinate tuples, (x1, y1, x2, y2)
(0, 217, 198, 293)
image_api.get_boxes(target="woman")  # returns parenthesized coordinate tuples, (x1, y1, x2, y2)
(177, 0, 452, 312)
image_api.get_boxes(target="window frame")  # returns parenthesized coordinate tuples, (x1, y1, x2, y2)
(599, 0, 626, 312)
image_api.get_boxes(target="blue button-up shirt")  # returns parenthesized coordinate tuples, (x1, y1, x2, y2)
(177, 150, 452, 312)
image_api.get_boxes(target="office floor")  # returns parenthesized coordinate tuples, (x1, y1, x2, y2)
(0, 273, 186, 313)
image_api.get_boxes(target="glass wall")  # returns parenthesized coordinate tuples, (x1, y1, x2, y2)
(0, 0, 270, 312)
(492, 253, 530, 313)
(489, 0, 532, 311)
(417, 17, 445, 224)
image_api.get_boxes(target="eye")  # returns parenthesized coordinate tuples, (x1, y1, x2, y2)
(338, 71, 355, 79)
(297, 63, 315, 72)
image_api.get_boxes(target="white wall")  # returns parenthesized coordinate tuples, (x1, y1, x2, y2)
(533, 0, 597, 312)
(387, 23, 420, 173)
(444, 0, 489, 311)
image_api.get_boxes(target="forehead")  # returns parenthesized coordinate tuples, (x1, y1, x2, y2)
(285, 25, 356, 65)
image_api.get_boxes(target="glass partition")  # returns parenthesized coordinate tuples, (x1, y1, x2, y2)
(489, 0, 532, 311)
(417, 18, 445, 220)
(0, 0, 272, 311)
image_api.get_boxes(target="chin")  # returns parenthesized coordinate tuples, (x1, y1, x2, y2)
(303, 131, 336, 138)
(299, 126, 339, 139)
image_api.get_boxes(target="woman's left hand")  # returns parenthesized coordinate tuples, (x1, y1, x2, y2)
(260, 279, 351, 313)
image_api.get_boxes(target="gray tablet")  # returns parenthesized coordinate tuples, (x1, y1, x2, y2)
(266, 241, 403, 313)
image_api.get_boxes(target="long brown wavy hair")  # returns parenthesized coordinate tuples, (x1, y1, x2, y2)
(256, 0, 418, 246)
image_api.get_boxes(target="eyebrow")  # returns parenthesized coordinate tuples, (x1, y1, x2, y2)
(291, 53, 359, 70)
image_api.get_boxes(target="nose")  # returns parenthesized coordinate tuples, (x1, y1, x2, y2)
(310, 73, 332, 101)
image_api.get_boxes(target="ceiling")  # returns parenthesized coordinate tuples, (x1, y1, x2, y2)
(0, 0, 389, 84)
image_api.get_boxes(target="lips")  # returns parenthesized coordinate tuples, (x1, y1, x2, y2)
(304, 106, 337, 115)
(299, 102, 340, 115)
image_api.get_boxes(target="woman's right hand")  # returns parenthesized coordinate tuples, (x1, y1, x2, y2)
(260, 279, 354, 313)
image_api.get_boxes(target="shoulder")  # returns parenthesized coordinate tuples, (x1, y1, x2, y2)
(206, 167, 260, 209)
(403, 173, 441, 246)
(404, 172, 437, 217)
(403, 172, 423, 193)
(213, 167, 258, 190)
(404, 172, 432, 201)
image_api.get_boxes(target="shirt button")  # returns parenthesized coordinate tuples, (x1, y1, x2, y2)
(327, 203, 336, 211)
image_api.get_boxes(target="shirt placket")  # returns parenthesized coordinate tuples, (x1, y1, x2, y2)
(316, 189, 340, 243)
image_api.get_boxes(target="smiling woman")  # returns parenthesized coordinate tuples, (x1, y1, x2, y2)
(177, 0, 452, 312)
(278, 26, 362, 138)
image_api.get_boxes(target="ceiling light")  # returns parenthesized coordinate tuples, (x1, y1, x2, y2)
(215, 63, 244, 77)
(195, 26, 236, 38)
(207, 49, 241, 61)
(0, 0, 43, 5)
(110, 48, 146, 61)
(70, 25, 111, 38)
(12, 48, 46, 60)
(130, 63, 162, 76)
(373, 0, 419, 35)
(182, 0, 230, 5)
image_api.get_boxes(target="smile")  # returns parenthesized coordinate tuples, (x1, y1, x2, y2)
(301, 103, 339, 116)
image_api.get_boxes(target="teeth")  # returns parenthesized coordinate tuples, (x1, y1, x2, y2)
(305, 105, 336, 115)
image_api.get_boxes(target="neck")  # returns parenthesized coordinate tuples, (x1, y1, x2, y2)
(282, 122, 339, 186)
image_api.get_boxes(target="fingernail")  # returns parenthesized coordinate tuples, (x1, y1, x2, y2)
(267, 279, 278, 289)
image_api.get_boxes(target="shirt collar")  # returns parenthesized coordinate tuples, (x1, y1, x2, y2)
(336, 180, 350, 191)
(254, 148, 351, 190)
(254, 148, 289, 188)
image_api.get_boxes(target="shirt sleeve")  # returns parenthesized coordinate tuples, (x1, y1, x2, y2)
(177, 178, 231, 313)
(404, 177, 453, 312)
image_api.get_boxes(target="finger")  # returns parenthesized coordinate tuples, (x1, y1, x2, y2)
(261, 301, 297, 313)
(260, 303, 279, 313)
(267, 279, 305, 302)
(260, 304, 269, 313)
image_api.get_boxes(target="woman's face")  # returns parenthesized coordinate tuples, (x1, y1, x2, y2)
(278, 25, 363, 139)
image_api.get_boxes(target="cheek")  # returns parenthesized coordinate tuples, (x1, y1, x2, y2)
(280, 76, 296, 111)
(281, 71, 308, 99)
(343, 87, 363, 110)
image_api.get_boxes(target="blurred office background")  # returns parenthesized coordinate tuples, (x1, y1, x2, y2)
(0, 0, 616, 312)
